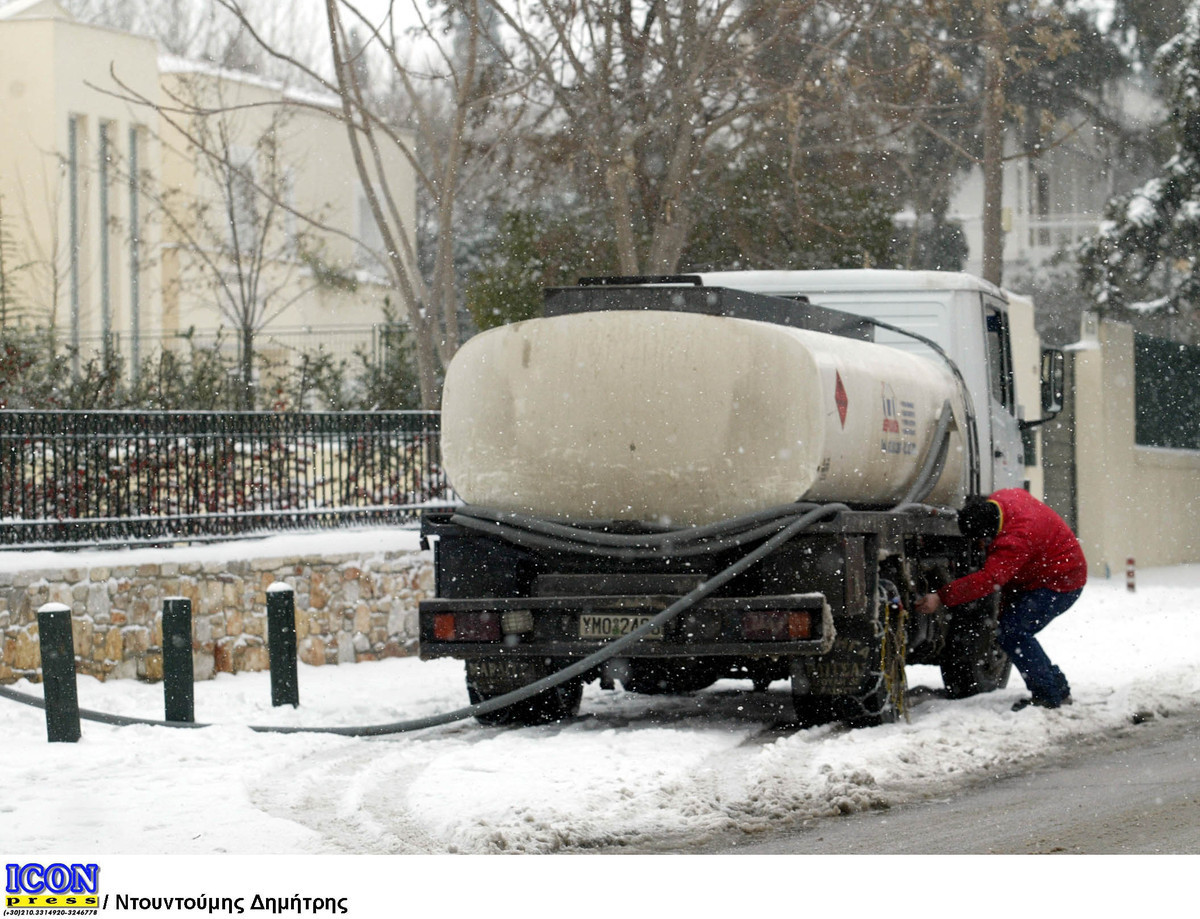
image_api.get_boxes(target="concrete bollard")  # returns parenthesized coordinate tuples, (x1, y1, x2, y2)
(36, 603, 80, 743)
(1127, 557, 1136, 593)
(266, 583, 299, 708)
(162, 597, 195, 723)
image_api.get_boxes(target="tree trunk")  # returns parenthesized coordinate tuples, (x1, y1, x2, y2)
(240, 325, 255, 410)
(981, 0, 1006, 287)
(605, 159, 641, 275)
(410, 309, 441, 410)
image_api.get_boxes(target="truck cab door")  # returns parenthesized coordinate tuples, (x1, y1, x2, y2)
(985, 304, 1025, 491)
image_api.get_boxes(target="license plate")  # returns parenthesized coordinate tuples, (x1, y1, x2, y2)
(579, 613, 663, 640)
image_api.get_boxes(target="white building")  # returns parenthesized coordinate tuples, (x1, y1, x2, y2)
(0, 0, 413, 378)
(949, 77, 1163, 281)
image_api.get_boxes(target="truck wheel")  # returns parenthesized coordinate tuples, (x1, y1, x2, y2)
(841, 676, 899, 729)
(940, 601, 1012, 699)
(795, 585, 906, 729)
(792, 680, 898, 728)
(465, 659, 583, 726)
(832, 582, 906, 728)
(850, 579, 907, 727)
(791, 692, 839, 728)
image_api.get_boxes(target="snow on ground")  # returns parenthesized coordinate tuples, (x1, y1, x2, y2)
(1, 531, 1198, 916)
(2, 530, 1197, 859)
(0, 527, 426, 575)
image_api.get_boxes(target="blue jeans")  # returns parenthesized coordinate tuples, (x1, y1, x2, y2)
(996, 588, 1081, 705)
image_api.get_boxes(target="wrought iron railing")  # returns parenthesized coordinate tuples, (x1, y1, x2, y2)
(0, 410, 454, 548)
(1135, 333, 1200, 451)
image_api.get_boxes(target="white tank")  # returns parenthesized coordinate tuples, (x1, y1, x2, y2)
(441, 310, 967, 526)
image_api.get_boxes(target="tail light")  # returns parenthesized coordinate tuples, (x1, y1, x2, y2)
(432, 612, 502, 642)
(741, 610, 812, 641)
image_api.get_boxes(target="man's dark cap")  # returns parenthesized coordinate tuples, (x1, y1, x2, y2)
(958, 496, 1001, 540)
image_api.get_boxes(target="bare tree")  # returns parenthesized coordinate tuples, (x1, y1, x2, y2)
(896, 1, 1114, 286)
(189, 0, 1108, 405)
(62, 0, 326, 80)
(5, 158, 76, 338)
(484, 1, 897, 276)
(202, 1, 1017, 402)
(205, 0, 528, 408)
(979, 0, 1007, 286)
(116, 73, 348, 409)
(0, 195, 24, 327)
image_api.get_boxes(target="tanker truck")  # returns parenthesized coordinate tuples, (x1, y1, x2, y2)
(417, 270, 1064, 727)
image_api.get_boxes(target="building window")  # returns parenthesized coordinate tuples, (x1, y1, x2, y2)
(129, 125, 142, 376)
(98, 120, 113, 355)
(281, 168, 297, 256)
(1035, 170, 1051, 247)
(68, 114, 83, 375)
(355, 185, 386, 275)
(226, 144, 258, 253)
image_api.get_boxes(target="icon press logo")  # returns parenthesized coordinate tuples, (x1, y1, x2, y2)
(5, 862, 100, 910)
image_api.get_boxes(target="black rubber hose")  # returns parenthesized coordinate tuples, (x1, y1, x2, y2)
(452, 502, 822, 549)
(897, 400, 954, 507)
(0, 686, 208, 730)
(449, 508, 824, 560)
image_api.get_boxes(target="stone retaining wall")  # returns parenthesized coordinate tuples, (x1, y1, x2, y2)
(0, 547, 433, 684)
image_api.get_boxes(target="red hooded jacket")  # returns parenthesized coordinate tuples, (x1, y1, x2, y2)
(936, 488, 1088, 608)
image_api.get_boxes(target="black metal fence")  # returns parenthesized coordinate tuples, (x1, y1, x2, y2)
(0, 410, 453, 549)
(1135, 333, 1200, 451)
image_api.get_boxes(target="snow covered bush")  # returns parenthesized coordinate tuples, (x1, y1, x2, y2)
(1079, 2, 1200, 335)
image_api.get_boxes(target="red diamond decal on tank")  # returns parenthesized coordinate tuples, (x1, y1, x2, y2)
(835, 371, 848, 428)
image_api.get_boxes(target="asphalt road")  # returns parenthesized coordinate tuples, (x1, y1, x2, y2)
(704, 706, 1200, 854)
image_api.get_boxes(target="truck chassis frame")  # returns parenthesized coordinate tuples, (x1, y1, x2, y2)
(418, 506, 1010, 727)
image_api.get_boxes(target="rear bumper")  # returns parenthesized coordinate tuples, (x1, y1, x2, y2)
(418, 592, 834, 660)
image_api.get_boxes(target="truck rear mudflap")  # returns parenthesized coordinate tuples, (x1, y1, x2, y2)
(418, 592, 834, 660)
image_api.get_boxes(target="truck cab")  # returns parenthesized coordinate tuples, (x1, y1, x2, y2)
(697, 270, 1030, 494)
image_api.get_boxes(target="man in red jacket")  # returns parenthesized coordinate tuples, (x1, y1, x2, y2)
(915, 489, 1088, 711)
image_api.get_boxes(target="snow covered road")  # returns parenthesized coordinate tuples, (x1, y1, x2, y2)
(3, 564, 1199, 856)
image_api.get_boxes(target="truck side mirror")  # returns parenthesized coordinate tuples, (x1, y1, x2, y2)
(1040, 349, 1064, 417)
(1020, 349, 1065, 433)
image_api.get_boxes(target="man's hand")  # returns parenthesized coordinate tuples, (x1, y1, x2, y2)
(914, 593, 943, 615)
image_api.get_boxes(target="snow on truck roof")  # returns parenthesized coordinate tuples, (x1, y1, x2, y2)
(695, 269, 1007, 299)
